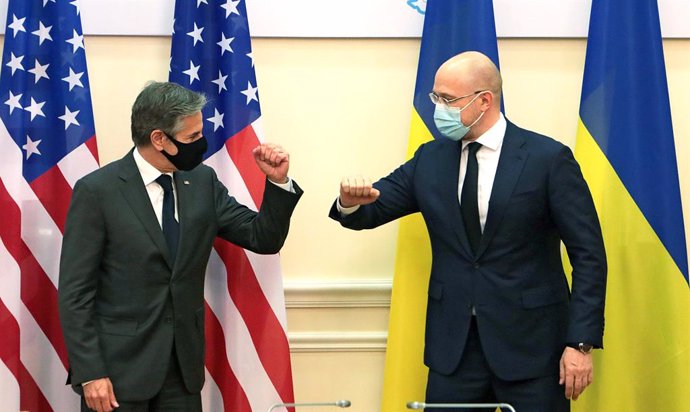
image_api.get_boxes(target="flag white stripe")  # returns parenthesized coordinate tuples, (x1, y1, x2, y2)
(19, 304, 79, 411)
(58, 143, 99, 188)
(0, 359, 20, 412)
(18, 199, 62, 288)
(0, 122, 64, 288)
(251, 118, 265, 143)
(0, 232, 76, 411)
(201, 368, 225, 412)
(0, 236, 22, 322)
(205, 144, 258, 212)
(245, 251, 288, 329)
(205, 250, 283, 412)
(0, 122, 28, 197)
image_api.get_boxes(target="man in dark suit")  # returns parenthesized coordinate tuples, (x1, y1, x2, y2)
(58, 82, 302, 412)
(330, 52, 606, 411)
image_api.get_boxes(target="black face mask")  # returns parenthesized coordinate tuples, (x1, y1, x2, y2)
(161, 133, 208, 171)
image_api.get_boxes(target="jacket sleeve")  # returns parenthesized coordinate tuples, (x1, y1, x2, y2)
(58, 179, 109, 385)
(214, 171, 303, 254)
(548, 145, 607, 347)
(329, 144, 424, 230)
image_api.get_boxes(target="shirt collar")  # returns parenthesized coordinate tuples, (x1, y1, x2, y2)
(461, 113, 507, 152)
(133, 147, 172, 186)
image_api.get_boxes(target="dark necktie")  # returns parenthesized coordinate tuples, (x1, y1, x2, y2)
(461, 142, 482, 254)
(156, 174, 179, 262)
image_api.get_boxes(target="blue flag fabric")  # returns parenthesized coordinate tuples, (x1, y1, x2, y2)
(579, 0, 687, 281)
(170, 0, 261, 158)
(1, 0, 96, 182)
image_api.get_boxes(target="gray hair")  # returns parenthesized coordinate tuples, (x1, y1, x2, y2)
(130, 81, 207, 147)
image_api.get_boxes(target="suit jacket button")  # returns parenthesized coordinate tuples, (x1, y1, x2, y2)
(165, 317, 172, 323)
(473, 263, 480, 269)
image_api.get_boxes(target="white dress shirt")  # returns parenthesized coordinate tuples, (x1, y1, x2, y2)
(134, 148, 178, 228)
(459, 113, 507, 232)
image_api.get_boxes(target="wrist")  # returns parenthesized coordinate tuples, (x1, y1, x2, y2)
(567, 342, 594, 355)
(268, 176, 289, 184)
(82, 377, 105, 386)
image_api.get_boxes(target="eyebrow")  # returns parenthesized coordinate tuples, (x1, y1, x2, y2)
(437, 90, 484, 99)
(432, 90, 453, 97)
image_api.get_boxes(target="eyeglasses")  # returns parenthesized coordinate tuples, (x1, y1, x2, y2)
(428, 90, 484, 106)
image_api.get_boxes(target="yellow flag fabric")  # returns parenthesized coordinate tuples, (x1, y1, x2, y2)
(381, 111, 433, 411)
(573, 123, 690, 411)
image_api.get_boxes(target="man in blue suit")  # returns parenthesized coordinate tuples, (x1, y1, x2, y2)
(330, 52, 606, 411)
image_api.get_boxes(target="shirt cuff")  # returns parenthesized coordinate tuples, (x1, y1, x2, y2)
(82, 380, 96, 387)
(336, 198, 360, 215)
(268, 177, 295, 193)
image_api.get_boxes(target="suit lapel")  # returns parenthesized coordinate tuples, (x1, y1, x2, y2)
(476, 122, 528, 258)
(437, 141, 475, 258)
(118, 150, 174, 270)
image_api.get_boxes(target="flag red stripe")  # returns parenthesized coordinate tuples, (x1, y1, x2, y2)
(0, 297, 21, 386)
(84, 135, 99, 164)
(0, 298, 54, 412)
(204, 303, 252, 412)
(29, 165, 73, 233)
(214, 239, 295, 404)
(225, 125, 265, 208)
(0, 179, 69, 368)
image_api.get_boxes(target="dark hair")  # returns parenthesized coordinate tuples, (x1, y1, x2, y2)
(130, 82, 206, 147)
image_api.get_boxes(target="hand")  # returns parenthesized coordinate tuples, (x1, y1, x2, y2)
(559, 347, 594, 400)
(252, 143, 289, 184)
(83, 377, 119, 412)
(339, 175, 381, 208)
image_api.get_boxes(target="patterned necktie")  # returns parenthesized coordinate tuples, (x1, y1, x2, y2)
(155, 174, 179, 263)
(461, 142, 482, 254)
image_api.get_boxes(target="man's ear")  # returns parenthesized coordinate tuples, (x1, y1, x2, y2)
(479, 91, 493, 111)
(150, 130, 166, 151)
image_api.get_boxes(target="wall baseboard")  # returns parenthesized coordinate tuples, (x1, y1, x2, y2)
(284, 279, 392, 308)
(289, 331, 387, 353)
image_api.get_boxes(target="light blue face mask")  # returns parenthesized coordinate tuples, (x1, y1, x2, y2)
(433, 93, 485, 141)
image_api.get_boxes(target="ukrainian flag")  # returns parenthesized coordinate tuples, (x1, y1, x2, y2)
(574, 0, 689, 410)
(381, 1, 501, 410)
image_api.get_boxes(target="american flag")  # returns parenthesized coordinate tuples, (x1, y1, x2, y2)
(0, 0, 97, 411)
(169, 1, 295, 411)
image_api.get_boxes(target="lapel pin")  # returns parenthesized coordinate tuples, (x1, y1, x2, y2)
(183, 180, 190, 185)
